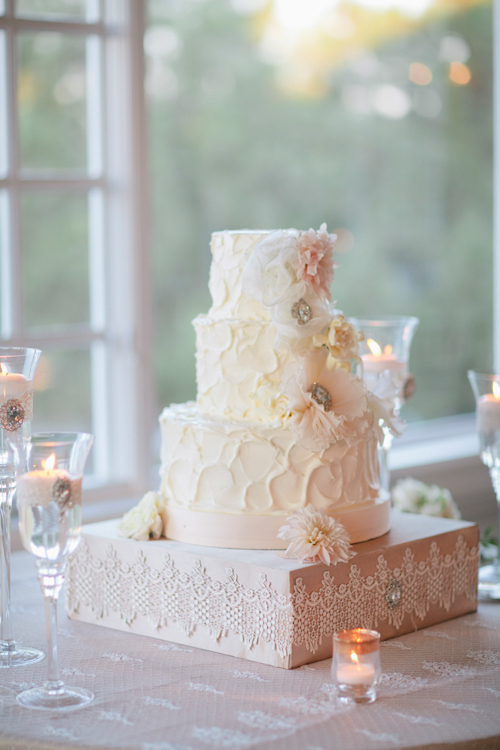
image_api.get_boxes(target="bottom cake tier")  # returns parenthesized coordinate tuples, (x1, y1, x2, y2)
(66, 512, 479, 669)
(160, 402, 383, 546)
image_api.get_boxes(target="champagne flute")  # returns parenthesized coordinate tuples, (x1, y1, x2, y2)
(468, 371, 500, 599)
(0, 347, 44, 668)
(16, 432, 94, 711)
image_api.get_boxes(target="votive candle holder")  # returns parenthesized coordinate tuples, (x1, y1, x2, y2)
(332, 628, 381, 704)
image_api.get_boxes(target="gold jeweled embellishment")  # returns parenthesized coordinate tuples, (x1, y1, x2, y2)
(309, 382, 332, 412)
(386, 578, 402, 610)
(0, 399, 26, 432)
(291, 298, 313, 326)
(52, 477, 73, 510)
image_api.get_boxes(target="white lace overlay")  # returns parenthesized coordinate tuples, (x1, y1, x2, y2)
(66, 534, 478, 659)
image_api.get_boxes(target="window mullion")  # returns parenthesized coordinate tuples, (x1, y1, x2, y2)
(495, 0, 500, 373)
(4, 4, 22, 342)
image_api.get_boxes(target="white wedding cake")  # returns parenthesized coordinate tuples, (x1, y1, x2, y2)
(158, 227, 396, 549)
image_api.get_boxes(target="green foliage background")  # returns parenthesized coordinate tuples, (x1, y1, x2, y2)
(147, 0, 493, 424)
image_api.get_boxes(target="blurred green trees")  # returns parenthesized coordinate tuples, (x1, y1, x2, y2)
(147, 0, 493, 423)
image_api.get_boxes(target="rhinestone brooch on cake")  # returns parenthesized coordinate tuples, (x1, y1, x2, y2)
(0, 399, 25, 432)
(309, 383, 332, 412)
(291, 298, 313, 326)
(52, 478, 73, 510)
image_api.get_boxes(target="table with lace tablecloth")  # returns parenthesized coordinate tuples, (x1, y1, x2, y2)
(1, 551, 500, 750)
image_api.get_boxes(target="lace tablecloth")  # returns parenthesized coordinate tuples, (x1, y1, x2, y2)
(1, 552, 500, 750)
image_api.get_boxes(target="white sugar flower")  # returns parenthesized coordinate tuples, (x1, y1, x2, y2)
(391, 478, 461, 520)
(118, 491, 164, 541)
(277, 504, 355, 565)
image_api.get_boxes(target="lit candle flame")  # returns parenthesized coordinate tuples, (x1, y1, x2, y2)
(384, 345, 393, 355)
(0, 363, 8, 375)
(350, 652, 359, 664)
(493, 382, 500, 400)
(367, 339, 382, 356)
(42, 454, 56, 472)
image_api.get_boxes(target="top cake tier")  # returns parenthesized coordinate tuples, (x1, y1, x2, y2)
(208, 231, 271, 320)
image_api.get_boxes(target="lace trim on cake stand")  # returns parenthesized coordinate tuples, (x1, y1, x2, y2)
(66, 536, 478, 658)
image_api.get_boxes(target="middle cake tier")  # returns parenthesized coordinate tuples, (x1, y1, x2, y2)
(194, 314, 294, 420)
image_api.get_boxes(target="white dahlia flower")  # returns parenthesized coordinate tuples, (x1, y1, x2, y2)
(277, 504, 355, 565)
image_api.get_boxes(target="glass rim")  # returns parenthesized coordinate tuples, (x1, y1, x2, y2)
(0, 347, 42, 357)
(348, 316, 419, 327)
(31, 432, 93, 445)
(467, 370, 500, 380)
(333, 628, 380, 654)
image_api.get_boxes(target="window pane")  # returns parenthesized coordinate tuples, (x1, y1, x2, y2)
(15, 0, 93, 21)
(33, 348, 94, 472)
(147, 0, 493, 422)
(21, 191, 89, 329)
(18, 33, 87, 170)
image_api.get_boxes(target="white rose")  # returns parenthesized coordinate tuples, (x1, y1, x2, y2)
(391, 478, 428, 513)
(118, 491, 164, 541)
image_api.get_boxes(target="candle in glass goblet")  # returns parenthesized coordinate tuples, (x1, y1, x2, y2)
(477, 383, 500, 438)
(17, 454, 82, 561)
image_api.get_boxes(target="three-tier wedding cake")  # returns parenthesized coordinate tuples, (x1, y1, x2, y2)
(158, 226, 397, 549)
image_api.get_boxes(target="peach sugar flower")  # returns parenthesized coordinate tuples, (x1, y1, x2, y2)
(293, 223, 337, 300)
(280, 349, 371, 452)
(277, 504, 354, 565)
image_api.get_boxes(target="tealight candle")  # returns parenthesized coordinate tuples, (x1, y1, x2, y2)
(0, 365, 30, 402)
(477, 384, 500, 434)
(333, 628, 381, 704)
(361, 340, 406, 376)
(16, 454, 82, 510)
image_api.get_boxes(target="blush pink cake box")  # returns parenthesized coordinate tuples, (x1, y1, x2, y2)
(66, 512, 479, 669)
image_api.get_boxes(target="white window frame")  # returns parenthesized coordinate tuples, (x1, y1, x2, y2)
(0, 0, 152, 518)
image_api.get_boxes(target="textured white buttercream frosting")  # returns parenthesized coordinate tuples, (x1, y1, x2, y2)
(160, 403, 379, 516)
(194, 314, 293, 420)
(208, 231, 270, 320)
(159, 229, 383, 545)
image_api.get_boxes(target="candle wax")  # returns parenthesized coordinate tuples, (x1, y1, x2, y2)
(477, 393, 500, 433)
(17, 469, 82, 509)
(362, 353, 406, 375)
(336, 661, 376, 686)
(0, 371, 30, 402)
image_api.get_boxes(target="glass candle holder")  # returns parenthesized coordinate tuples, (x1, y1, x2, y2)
(15, 432, 94, 711)
(468, 371, 500, 599)
(348, 316, 419, 491)
(0, 347, 43, 668)
(332, 628, 381, 704)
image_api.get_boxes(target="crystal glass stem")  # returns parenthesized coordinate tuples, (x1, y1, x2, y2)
(39, 561, 65, 697)
(0, 455, 14, 651)
(490, 467, 500, 573)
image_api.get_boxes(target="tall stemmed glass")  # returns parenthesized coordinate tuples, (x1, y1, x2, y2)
(349, 317, 419, 490)
(468, 371, 500, 599)
(0, 347, 44, 668)
(16, 432, 94, 711)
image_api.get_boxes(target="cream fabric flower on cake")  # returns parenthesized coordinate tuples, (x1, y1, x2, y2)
(242, 227, 336, 343)
(277, 504, 354, 565)
(313, 314, 363, 370)
(281, 349, 369, 452)
(118, 491, 164, 541)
